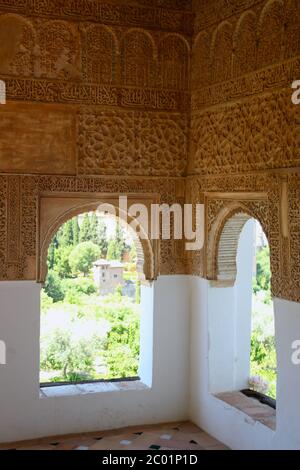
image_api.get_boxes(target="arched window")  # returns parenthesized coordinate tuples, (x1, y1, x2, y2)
(40, 210, 145, 386)
(208, 212, 277, 429)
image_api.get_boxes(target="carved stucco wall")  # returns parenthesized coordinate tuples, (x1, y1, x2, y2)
(0, 0, 299, 302)
(0, 0, 190, 282)
(0, 174, 186, 281)
(189, 0, 300, 302)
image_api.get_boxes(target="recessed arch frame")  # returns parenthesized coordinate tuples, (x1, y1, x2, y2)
(38, 193, 159, 285)
(205, 195, 271, 287)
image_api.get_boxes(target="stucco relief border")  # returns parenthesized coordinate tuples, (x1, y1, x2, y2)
(38, 192, 160, 285)
(203, 192, 269, 286)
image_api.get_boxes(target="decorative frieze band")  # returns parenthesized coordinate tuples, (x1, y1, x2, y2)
(2, 77, 188, 112)
(192, 56, 300, 111)
(0, 0, 193, 33)
(194, 0, 263, 33)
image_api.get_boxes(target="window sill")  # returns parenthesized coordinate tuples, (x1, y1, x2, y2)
(215, 391, 276, 431)
(40, 380, 149, 399)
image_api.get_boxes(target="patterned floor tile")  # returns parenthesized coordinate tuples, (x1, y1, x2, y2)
(0, 422, 228, 451)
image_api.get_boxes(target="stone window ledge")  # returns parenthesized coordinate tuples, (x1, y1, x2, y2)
(40, 380, 149, 399)
(215, 391, 276, 431)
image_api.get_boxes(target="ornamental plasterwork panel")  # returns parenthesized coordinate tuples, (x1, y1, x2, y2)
(0, 174, 185, 282)
(190, 89, 299, 175)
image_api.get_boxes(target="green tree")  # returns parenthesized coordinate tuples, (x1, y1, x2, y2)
(85, 213, 108, 256)
(97, 218, 108, 257)
(41, 290, 54, 312)
(47, 237, 57, 271)
(62, 278, 97, 304)
(54, 245, 73, 278)
(129, 244, 137, 263)
(80, 213, 92, 242)
(115, 284, 123, 297)
(63, 220, 74, 246)
(90, 212, 99, 244)
(44, 270, 64, 302)
(72, 217, 80, 245)
(116, 223, 127, 256)
(104, 316, 140, 378)
(69, 241, 100, 276)
(47, 217, 81, 275)
(40, 328, 103, 381)
(107, 239, 122, 261)
(256, 247, 271, 292)
(107, 223, 127, 260)
(55, 226, 64, 247)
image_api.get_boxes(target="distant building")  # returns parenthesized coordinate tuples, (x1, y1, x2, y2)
(93, 259, 124, 295)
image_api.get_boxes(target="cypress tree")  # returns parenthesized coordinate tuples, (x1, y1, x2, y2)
(79, 213, 92, 242)
(115, 223, 127, 259)
(107, 223, 127, 260)
(90, 212, 99, 245)
(98, 217, 108, 257)
(47, 238, 56, 270)
(72, 217, 80, 245)
(60, 219, 74, 247)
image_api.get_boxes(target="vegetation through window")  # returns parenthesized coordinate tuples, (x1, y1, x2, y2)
(250, 220, 277, 399)
(40, 212, 141, 385)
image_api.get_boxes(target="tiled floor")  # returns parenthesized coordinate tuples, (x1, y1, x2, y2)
(216, 391, 276, 431)
(0, 422, 229, 451)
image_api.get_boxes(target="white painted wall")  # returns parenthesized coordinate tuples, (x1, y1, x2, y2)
(190, 280, 300, 449)
(208, 219, 254, 393)
(1, 260, 300, 448)
(234, 221, 255, 390)
(138, 284, 154, 387)
(189, 220, 300, 450)
(273, 298, 300, 449)
(190, 276, 275, 450)
(0, 276, 190, 443)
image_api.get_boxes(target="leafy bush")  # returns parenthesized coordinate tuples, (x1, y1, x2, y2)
(41, 290, 54, 312)
(256, 247, 271, 292)
(104, 317, 140, 378)
(44, 270, 65, 302)
(251, 240, 276, 398)
(52, 245, 73, 278)
(61, 278, 97, 304)
(104, 345, 139, 379)
(251, 327, 277, 399)
(107, 239, 122, 261)
(40, 290, 141, 383)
